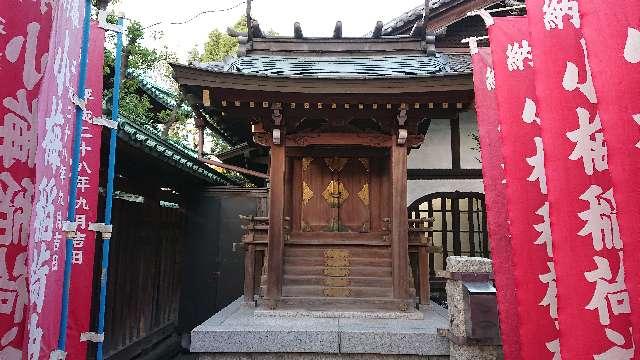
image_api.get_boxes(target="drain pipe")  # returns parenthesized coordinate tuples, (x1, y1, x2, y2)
(54, 0, 93, 357)
(96, 15, 125, 360)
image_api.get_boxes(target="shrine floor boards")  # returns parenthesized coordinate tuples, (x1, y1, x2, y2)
(190, 297, 449, 357)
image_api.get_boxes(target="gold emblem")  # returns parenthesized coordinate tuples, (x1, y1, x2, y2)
(322, 180, 349, 207)
(324, 267, 350, 277)
(302, 181, 314, 206)
(324, 157, 348, 173)
(323, 287, 352, 297)
(301, 221, 312, 232)
(357, 183, 369, 206)
(302, 157, 313, 171)
(324, 249, 350, 259)
(358, 158, 370, 173)
(325, 257, 350, 267)
(323, 277, 350, 287)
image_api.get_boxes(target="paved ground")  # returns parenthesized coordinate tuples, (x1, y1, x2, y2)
(189, 297, 449, 356)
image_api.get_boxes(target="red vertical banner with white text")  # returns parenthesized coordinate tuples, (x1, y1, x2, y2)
(526, 0, 635, 357)
(0, 2, 53, 359)
(25, 1, 86, 358)
(470, 46, 521, 359)
(488, 17, 559, 359)
(66, 22, 105, 359)
(579, 0, 640, 350)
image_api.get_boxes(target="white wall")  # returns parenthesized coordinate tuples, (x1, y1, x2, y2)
(459, 111, 481, 169)
(407, 179, 485, 205)
(408, 119, 451, 169)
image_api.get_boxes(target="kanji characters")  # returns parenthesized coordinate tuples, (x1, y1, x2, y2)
(26, 313, 42, 360)
(506, 40, 533, 71)
(1, 89, 38, 168)
(594, 328, 635, 360)
(578, 185, 621, 252)
(28, 243, 50, 313)
(526, 137, 547, 194)
(624, 27, 640, 64)
(566, 108, 607, 175)
(42, 97, 64, 172)
(546, 339, 561, 360)
(32, 177, 57, 243)
(634, 114, 640, 149)
(539, 261, 558, 327)
(0, 248, 27, 324)
(542, 0, 580, 30)
(0, 17, 6, 36)
(585, 252, 630, 326)
(562, 38, 597, 104)
(534, 202, 553, 257)
(485, 67, 495, 91)
(522, 97, 541, 125)
(3, 22, 46, 90)
(0, 173, 34, 246)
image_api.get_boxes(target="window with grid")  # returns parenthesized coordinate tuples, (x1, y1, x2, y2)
(408, 192, 489, 274)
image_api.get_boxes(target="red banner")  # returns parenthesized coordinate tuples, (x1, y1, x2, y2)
(470, 46, 521, 359)
(66, 23, 104, 360)
(25, 1, 86, 359)
(0, 2, 53, 359)
(487, 17, 559, 359)
(526, 0, 634, 357)
(579, 0, 640, 350)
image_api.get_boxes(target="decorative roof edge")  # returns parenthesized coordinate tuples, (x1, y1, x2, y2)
(117, 117, 242, 186)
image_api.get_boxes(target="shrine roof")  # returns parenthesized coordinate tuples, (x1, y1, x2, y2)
(186, 53, 471, 79)
(117, 118, 241, 186)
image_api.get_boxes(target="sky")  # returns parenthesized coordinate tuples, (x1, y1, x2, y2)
(113, 0, 422, 62)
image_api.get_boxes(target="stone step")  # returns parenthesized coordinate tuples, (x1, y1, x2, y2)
(282, 285, 393, 298)
(283, 265, 392, 277)
(283, 275, 392, 287)
(284, 256, 392, 268)
(272, 296, 416, 312)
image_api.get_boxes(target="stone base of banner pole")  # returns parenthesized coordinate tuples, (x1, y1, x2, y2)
(440, 256, 503, 360)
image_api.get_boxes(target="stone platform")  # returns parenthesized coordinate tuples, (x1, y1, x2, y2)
(190, 297, 449, 359)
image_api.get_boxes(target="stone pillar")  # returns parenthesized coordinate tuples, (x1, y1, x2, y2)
(445, 256, 503, 360)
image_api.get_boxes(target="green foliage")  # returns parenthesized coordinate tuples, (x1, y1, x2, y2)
(196, 16, 248, 62)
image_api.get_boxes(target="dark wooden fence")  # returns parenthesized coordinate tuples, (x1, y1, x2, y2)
(94, 197, 185, 360)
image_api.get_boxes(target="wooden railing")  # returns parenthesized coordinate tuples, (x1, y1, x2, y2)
(237, 215, 440, 306)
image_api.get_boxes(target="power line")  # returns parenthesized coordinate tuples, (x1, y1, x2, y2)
(140, 0, 248, 30)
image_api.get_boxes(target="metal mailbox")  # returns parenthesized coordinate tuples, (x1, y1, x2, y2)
(463, 281, 501, 345)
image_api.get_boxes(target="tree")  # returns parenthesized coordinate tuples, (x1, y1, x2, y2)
(198, 16, 247, 62)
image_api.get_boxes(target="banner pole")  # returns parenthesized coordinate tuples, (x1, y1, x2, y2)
(55, 0, 93, 355)
(96, 15, 124, 360)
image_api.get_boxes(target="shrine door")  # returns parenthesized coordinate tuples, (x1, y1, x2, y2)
(296, 156, 375, 234)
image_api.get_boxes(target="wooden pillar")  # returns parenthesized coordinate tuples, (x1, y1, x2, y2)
(195, 117, 205, 158)
(244, 244, 256, 305)
(419, 245, 430, 306)
(391, 136, 410, 301)
(265, 143, 286, 305)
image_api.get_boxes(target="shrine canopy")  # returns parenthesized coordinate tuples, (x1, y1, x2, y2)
(172, 25, 476, 184)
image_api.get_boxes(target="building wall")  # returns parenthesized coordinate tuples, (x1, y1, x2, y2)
(407, 109, 483, 205)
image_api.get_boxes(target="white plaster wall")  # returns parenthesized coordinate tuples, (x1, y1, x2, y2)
(407, 179, 485, 205)
(407, 119, 451, 169)
(459, 110, 481, 169)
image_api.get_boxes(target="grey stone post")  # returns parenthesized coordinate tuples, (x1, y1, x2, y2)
(445, 256, 503, 360)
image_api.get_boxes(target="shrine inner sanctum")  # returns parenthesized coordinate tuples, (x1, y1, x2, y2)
(172, 19, 476, 313)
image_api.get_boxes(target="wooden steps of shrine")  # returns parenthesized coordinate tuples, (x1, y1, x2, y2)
(273, 297, 415, 312)
(284, 256, 392, 267)
(282, 265, 392, 277)
(283, 275, 392, 287)
(282, 285, 393, 298)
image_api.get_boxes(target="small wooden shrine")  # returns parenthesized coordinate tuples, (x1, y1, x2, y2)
(172, 9, 477, 312)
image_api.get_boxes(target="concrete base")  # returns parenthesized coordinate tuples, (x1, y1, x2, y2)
(191, 297, 449, 357)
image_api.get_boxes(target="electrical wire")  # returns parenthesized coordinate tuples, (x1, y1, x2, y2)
(140, 0, 248, 30)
